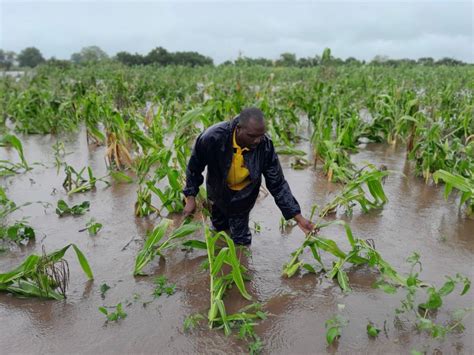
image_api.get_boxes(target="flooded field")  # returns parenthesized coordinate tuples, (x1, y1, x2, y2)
(1, 130, 472, 354)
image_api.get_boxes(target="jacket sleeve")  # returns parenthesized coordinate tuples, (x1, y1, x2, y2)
(183, 133, 207, 197)
(262, 139, 301, 220)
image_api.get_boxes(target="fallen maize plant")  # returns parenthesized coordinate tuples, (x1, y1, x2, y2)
(0, 244, 93, 299)
(55, 199, 90, 217)
(133, 218, 200, 275)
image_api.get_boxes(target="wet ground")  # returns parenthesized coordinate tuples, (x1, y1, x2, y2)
(1, 128, 473, 354)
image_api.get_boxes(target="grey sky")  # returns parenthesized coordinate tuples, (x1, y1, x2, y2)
(1, 1, 473, 63)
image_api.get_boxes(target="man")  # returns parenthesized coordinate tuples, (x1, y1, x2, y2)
(183, 107, 315, 245)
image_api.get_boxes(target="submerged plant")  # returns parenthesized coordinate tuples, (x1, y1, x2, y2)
(152, 275, 176, 297)
(0, 220, 35, 246)
(325, 314, 347, 345)
(319, 165, 390, 217)
(99, 303, 127, 322)
(79, 218, 103, 235)
(0, 244, 93, 299)
(100, 283, 111, 299)
(0, 133, 30, 176)
(433, 169, 473, 215)
(366, 322, 381, 337)
(183, 313, 205, 332)
(55, 200, 90, 217)
(133, 219, 200, 275)
(147, 169, 185, 214)
(62, 164, 110, 195)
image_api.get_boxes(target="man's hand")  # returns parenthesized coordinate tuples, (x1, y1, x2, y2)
(183, 196, 196, 217)
(294, 214, 317, 235)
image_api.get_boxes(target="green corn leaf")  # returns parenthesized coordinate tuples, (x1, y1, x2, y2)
(373, 279, 397, 294)
(283, 261, 303, 278)
(419, 288, 443, 310)
(7, 279, 64, 300)
(302, 263, 317, 274)
(326, 326, 340, 345)
(182, 240, 207, 250)
(438, 279, 455, 297)
(337, 269, 351, 292)
(314, 237, 346, 259)
(72, 244, 94, 279)
(367, 323, 381, 337)
(211, 248, 229, 276)
(110, 170, 133, 183)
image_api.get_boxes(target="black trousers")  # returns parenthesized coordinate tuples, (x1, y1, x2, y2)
(210, 203, 252, 246)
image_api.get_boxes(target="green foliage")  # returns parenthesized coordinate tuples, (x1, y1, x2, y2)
(133, 219, 200, 275)
(183, 313, 205, 332)
(55, 200, 90, 216)
(62, 164, 110, 195)
(325, 314, 347, 345)
(366, 323, 381, 337)
(0, 221, 35, 245)
(0, 134, 30, 175)
(433, 169, 473, 215)
(152, 276, 176, 297)
(71, 46, 109, 64)
(17, 47, 45, 68)
(320, 165, 390, 216)
(84, 219, 102, 235)
(100, 283, 111, 298)
(0, 243, 93, 299)
(99, 303, 127, 322)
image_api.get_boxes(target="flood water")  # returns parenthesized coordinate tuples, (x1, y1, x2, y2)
(1, 129, 473, 354)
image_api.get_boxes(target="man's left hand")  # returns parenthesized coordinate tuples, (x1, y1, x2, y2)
(293, 214, 318, 235)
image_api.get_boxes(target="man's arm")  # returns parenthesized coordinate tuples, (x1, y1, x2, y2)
(183, 133, 207, 216)
(262, 139, 301, 219)
(262, 139, 315, 234)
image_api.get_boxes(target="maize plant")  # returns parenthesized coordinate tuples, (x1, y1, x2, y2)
(433, 169, 474, 215)
(0, 244, 93, 299)
(133, 218, 200, 275)
(0, 134, 30, 176)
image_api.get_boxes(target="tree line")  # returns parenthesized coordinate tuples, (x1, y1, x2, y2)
(0, 45, 469, 70)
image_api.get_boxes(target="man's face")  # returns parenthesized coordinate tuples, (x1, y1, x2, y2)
(236, 119, 266, 150)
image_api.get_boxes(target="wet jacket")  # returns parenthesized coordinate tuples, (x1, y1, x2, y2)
(183, 116, 301, 219)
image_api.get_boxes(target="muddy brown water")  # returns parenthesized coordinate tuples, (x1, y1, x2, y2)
(1, 129, 473, 354)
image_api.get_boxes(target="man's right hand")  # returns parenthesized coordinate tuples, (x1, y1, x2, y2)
(183, 196, 197, 217)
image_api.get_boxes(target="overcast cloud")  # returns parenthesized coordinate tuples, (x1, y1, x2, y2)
(1, 0, 472, 63)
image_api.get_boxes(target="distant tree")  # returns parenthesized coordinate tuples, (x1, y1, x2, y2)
(71, 46, 109, 64)
(276, 52, 297, 66)
(172, 51, 213, 66)
(115, 51, 145, 66)
(145, 46, 172, 65)
(45, 57, 71, 69)
(398, 58, 416, 66)
(0, 50, 16, 69)
(235, 56, 272, 66)
(344, 57, 361, 65)
(220, 60, 233, 66)
(297, 57, 318, 67)
(331, 57, 344, 65)
(17, 47, 45, 68)
(252, 57, 272, 66)
(417, 57, 434, 66)
(371, 55, 389, 65)
(435, 57, 464, 66)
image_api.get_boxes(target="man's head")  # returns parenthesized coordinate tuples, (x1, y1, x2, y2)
(235, 107, 266, 149)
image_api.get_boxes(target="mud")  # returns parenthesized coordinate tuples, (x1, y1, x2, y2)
(1, 130, 473, 354)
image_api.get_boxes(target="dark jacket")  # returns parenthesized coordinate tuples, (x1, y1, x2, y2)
(183, 116, 301, 219)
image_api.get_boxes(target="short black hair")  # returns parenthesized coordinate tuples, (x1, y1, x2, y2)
(239, 107, 265, 127)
